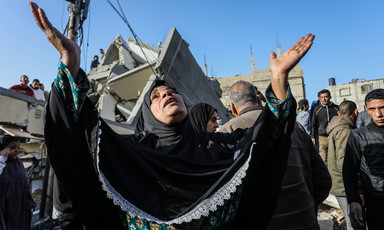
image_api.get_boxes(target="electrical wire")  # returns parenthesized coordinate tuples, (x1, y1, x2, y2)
(104, 0, 159, 75)
(83, 2, 91, 73)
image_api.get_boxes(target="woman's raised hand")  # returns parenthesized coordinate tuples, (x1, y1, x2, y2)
(269, 34, 315, 101)
(29, 1, 80, 79)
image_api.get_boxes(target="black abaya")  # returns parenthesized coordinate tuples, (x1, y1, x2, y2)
(45, 68, 295, 229)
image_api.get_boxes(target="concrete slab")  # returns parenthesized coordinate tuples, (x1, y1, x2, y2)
(156, 28, 231, 122)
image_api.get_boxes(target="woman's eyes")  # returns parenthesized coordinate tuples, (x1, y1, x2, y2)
(151, 89, 176, 101)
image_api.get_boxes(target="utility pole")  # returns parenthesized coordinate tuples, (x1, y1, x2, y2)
(66, 0, 90, 39)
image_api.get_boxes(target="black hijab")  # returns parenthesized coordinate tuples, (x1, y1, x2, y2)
(96, 80, 247, 221)
(0, 135, 18, 150)
(189, 103, 217, 132)
(0, 135, 36, 229)
(45, 77, 295, 229)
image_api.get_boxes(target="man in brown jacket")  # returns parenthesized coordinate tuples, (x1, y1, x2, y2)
(326, 100, 362, 229)
(220, 80, 331, 230)
(219, 80, 264, 133)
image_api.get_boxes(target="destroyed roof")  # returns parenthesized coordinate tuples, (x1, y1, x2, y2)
(0, 28, 230, 137)
(0, 87, 45, 137)
(87, 28, 230, 134)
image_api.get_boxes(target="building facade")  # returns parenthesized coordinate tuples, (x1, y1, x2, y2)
(217, 65, 305, 108)
(326, 78, 384, 111)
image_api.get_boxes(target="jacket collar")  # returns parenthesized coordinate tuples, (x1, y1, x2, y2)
(238, 105, 264, 117)
(368, 121, 384, 133)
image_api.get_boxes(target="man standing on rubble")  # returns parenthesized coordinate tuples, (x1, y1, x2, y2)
(344, 89, 384, 229)
(99, 49, 105, 60)
(220, 80, 331, 230)
(30, 78, 46, 101)
(9, 75, 35, 97)
(326, 100, 363, 230)
(90, 55, 99, 69)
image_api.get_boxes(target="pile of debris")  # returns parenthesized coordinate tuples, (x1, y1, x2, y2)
(87, 28, 230, 134)
(318, 195, 347, 230)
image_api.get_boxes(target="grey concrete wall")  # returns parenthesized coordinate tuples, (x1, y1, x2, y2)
(0, 87, 45, 136)
(156, 28, 231, 122)
(327, 79, 384, 111)
(217, 65, 305, 108)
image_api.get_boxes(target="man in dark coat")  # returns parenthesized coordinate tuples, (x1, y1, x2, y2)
(220, 80, 331, 230)
(343, 89, 384, 230)
(311, 89, 339, 165)
(90, 55, 99, 69)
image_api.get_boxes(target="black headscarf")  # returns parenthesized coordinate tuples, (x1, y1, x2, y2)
(189, 103, 217, 132)
(45, 77, 295, 229)
(97, 80, 246, 220)
(0, 135, 18, 151)
(0, 135, 36, 229)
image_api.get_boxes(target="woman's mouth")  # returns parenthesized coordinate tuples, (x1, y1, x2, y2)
(164, 98, 177, 107)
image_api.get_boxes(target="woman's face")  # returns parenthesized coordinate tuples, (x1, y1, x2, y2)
(206, 111, 219, 133)
(4, 141, 20, 159)
(150, 85, 187, 124)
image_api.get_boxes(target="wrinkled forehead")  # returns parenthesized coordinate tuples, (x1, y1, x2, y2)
(150, 85, 178, 97)
(150, 85, 173, 95)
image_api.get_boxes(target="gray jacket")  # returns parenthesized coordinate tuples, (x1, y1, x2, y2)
(356, 110, 371, 128)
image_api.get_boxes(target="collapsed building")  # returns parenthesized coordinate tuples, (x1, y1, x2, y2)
(87, 28, 230, 133)
(0, 28, 229, 137)
(0, 28, 230, 228)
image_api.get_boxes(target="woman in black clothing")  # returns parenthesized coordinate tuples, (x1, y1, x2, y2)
(189, 103, 219, 133)
(30, 2, 314, 229)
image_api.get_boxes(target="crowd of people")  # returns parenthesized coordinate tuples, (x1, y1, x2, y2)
(189, 81, 384, 230)
(8, 75, 48, 101)
(295, 88, 384, 229)
(1, 2, 384, 230)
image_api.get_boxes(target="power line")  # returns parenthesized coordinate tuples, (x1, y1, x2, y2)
(104, 0, 158, 75)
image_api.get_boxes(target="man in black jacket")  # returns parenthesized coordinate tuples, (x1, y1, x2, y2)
(343, 89, 384, 230)
(311, 89, 339, 165)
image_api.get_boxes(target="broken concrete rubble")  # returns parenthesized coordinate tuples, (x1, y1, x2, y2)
(0, 27, 232, 229)
(1, 28, 229, 137)
(318, 195, 347, 230)
(88, 28, 230, 134)
(0, 87, 45, 136)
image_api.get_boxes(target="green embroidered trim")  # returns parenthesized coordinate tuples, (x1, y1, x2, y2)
(54, 62, 88, 121)
(265, 85, 292, 121)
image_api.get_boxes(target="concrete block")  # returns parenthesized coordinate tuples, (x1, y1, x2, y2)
(0, 94, 29, 125)
(317, 217, 334, 230)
